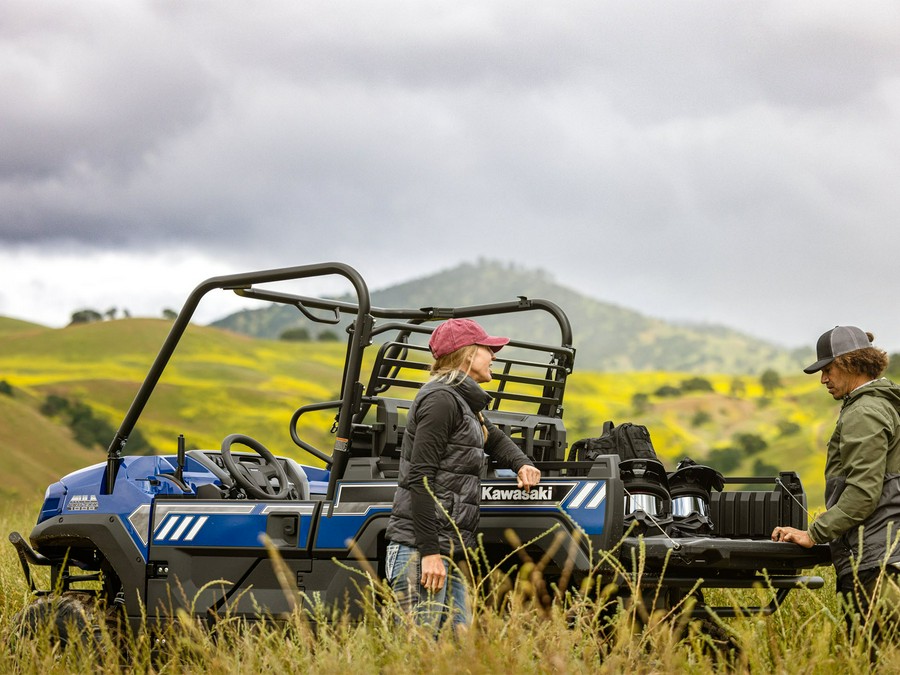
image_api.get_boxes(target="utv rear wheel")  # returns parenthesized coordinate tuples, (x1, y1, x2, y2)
(15, 592, 104, 649)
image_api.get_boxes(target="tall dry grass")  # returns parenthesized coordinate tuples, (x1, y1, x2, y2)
(4, 498, 900, 674)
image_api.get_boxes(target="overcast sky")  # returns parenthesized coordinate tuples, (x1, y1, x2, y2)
(2, 1, 899, 353)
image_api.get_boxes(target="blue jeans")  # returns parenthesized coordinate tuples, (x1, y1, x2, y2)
(385, 541, 471, 631)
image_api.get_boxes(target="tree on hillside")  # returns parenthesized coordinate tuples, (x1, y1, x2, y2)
(0, 380, 13, 397)
(162, 308, 178, 320)
(40, 394, 69, 416)
(729, 377, 746, 398)
(280, 327, 311, 342)
(777, 420, 801, 437)
(733, 432, 767, 456)
(70, 309, 103, 325)
(681, 377, 714, 393)
(706, 446, 742, 473)
(752, 458, 779, 477)
(760, 369, 782, 397)
(691, 410, 712, 427)
(104, 307, 118, 320)
(40, 394, 153, 454)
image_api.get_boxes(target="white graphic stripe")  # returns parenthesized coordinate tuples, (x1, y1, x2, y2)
(585, 484, 607, 510)
(184, 516, 208, 541)
(568, 482, 596, 509)
(155, 516, 179, 540)
(171, 515, 194, 541)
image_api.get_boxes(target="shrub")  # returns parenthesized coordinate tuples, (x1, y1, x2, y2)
(0, 380, 12, 397)
(40, 394, 70, 417)
(706, 446, 742, 473)
(69, 402, 114, 448)
(690, 410, 712, 427)
(280, 327, 311, 342)
(753, 458, 779, 477)
(40, 394, 153, 453)
(681, 377, 714, 393)
(729, 377, 747, 398)
(760, 369, 782, 396)
(69, 309, 103, 325)
(733, 432, 767, 455)
(777, 420, 801, 437)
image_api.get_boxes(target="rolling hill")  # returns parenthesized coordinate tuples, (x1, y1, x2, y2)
(0, 315, 843, 507)
(211, 260, 811, 374)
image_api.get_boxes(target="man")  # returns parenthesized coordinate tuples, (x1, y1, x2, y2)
(772, 326, 900, 627)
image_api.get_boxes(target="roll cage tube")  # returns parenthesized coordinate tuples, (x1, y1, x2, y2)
(234, 290, 574, 349)
(235, 289, 576, 469)
(103, 262, 371, 494)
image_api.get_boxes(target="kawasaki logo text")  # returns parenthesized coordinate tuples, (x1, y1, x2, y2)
(481, 486, 553, 501)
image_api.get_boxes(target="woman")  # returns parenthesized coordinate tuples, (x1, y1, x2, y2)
(385, 318, 541, 631)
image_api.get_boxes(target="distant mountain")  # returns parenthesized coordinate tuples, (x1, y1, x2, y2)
(211, 260, 810, 374)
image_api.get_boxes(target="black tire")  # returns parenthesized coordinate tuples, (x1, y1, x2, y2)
(14, 592, 103, 649)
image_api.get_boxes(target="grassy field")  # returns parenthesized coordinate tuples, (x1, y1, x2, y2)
(4, 318, 900, 671)
(2, 496, 899, 674)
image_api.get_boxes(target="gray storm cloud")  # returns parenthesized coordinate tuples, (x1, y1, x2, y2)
(2, 1, 899, 349)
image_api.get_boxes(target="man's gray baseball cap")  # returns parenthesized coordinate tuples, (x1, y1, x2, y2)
(804, 326, 872, 374)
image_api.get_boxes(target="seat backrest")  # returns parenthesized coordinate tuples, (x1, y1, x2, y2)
(349, 397, 411, 459)
(283, 457, 311, 500)
(484, 409, 567, 462)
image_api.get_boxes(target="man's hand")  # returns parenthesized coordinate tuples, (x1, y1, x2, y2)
(517, 465, 541, 491)
(420, 554, 447, 592)
(771, 526, 814, 548)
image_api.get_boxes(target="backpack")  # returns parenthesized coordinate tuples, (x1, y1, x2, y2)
(567, 421, 658, 464)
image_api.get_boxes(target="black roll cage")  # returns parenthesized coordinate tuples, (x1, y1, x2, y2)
(104, 262, 574, 500)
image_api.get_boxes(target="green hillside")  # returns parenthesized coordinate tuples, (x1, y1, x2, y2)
(0, 316, 46, 336)
(0, 319, 348, 501)
(212, 260, 811, 374)
(0, 392, 103, 500)
(0, 316, 844, 507)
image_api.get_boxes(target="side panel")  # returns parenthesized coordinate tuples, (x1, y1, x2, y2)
(479, 478, 621, 573)
(145, 500, 322, 617)
(315, 478, 623, 573)
(143, 476, 624, 618)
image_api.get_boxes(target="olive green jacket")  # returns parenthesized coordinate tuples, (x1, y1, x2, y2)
(808, 378, 900, 577)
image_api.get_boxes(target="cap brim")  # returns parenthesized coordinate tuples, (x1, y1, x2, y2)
(477, 336, 509, 352)
(803, 357, 834, 374)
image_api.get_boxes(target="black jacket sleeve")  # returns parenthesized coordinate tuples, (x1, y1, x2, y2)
(483, 416, 534, 473)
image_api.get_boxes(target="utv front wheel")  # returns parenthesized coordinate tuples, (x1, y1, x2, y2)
(15, 592, 104, 649)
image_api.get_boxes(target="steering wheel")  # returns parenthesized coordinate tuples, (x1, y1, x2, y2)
(220, 434, 291, 499)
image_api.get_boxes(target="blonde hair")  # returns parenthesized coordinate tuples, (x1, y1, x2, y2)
(430, 344, 479, 385)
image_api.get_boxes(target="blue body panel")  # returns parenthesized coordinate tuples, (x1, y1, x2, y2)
(35, 458, 610, 560)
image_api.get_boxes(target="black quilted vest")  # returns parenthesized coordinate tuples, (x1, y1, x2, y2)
(386, 377, 489, 555)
